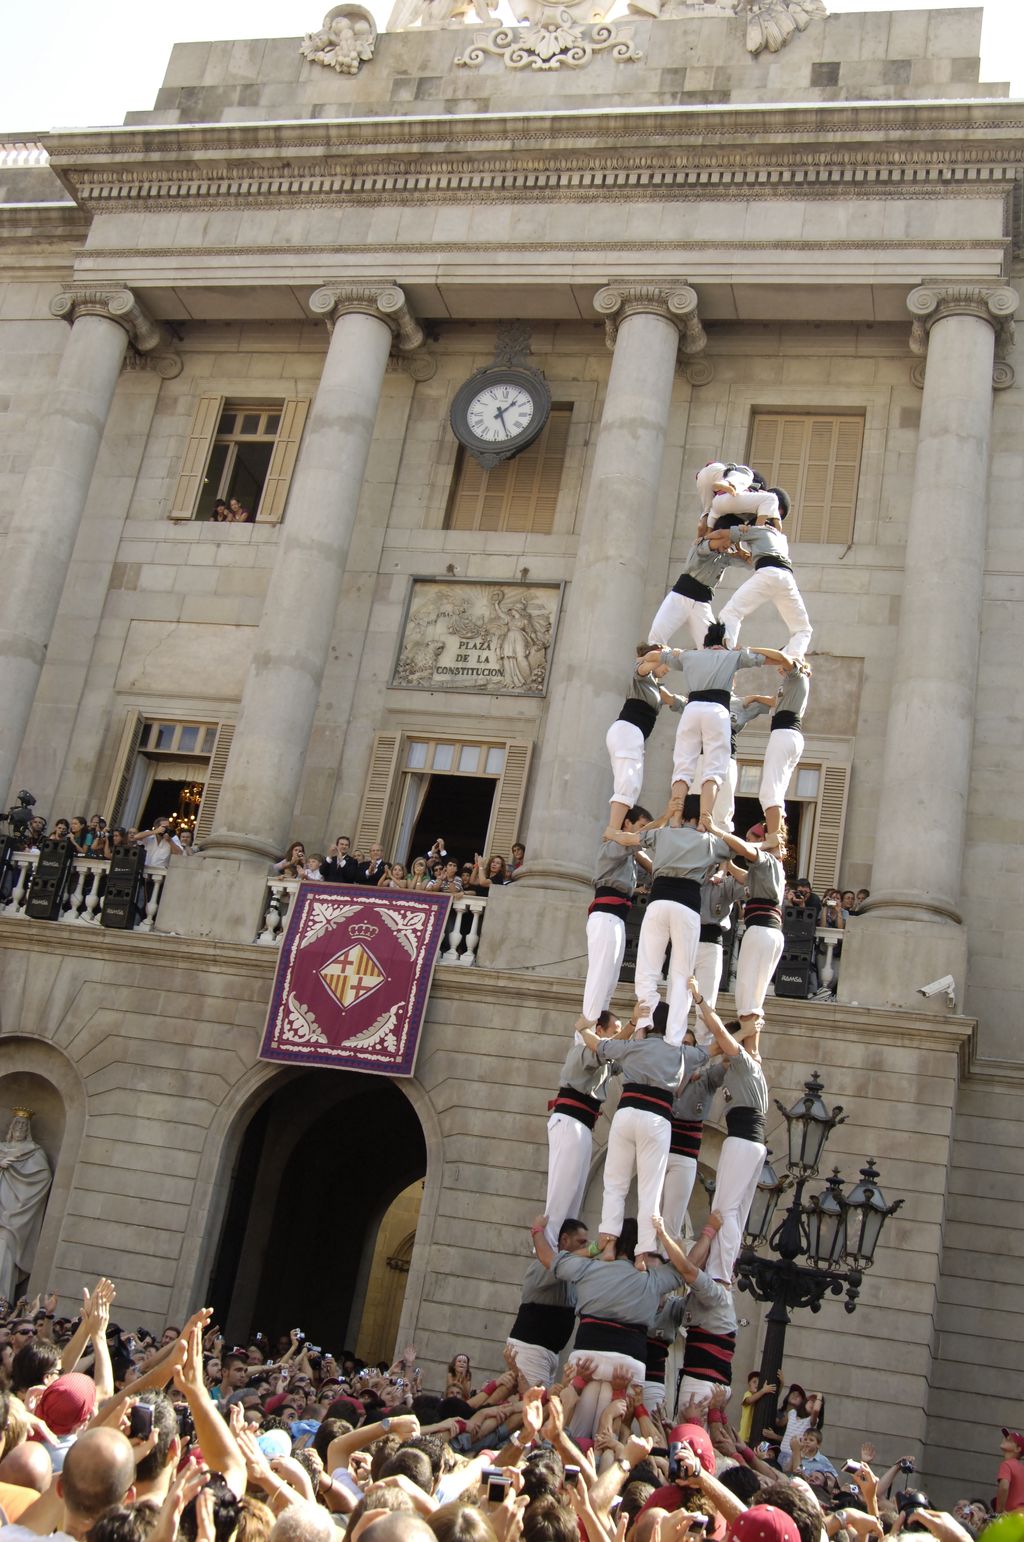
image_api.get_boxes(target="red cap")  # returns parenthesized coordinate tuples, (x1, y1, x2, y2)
(729, 1507, 802, 1542)
(669, 1422, 715, 1474)
(263, 1393, 295, 1415)
(1003, 1430, 1024, 1454)
(37, 1373, 97, 1436)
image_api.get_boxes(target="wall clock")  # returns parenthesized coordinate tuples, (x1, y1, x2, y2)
(449, 366, 552, 470)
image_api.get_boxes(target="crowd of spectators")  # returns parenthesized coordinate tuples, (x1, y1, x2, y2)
(270, 839, 526, 897)
(0, 1276, 1018, 1542)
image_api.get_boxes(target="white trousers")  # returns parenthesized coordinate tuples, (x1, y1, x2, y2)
(687, 939, 725, 1046)
(643, 1378, 669, 1414)
(673, 701, 731, 789)
(566, 1349, 648, 1438)
(693, 752, 737, 830)
(600, 1106, 671, 1256)
(544, 1113, 593, 1247)
(583, 911, 626, 1022)
(635, 899, 700, 1044)
(735, 924, 784, 1018)
(719, 568, 812, 659)
(707, 489, 781, 528)
(707, 1134, 767, 1282)
(606, 718, 646, 808)
(661, 1152, 698, 1242)
(760, 727, 804, 812)
(696, 461, 755, 515)
(648, 590, 716, 650)
(505, 1338, 558, 1389)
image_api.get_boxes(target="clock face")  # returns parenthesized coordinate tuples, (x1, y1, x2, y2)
(450, 366, 552, 468)
(466, 382, 535, 444)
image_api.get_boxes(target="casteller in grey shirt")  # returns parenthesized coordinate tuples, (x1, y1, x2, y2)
(661, 648, 766, 695)
(598, 1034, 684, 1092)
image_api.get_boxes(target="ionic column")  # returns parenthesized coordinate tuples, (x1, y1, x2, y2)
(203, 284, 423, 862)
(839, 282, 1018, 1010)
(0, 288, 164, 804)
(517, 283, 706, 890)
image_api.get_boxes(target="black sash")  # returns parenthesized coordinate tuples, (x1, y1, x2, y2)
(726, 1105, 766, 1143)
(510, 1301, 577, 1353)
(755, 555, 793, 573)
(651, 875, 701, 911)
(619, 1083, 673, 1120)
(576, 1316, 646, 1363)
(687, 689, 730, 708)
(618, 698, 658, 738)
(770, 710, 801, 732)
(672, 573, 714, 603)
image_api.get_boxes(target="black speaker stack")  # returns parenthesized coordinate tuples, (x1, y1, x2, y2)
(773, 903, 817, 997)
(100, 845, 147, 929)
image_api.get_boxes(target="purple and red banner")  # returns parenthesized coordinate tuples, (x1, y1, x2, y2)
(259, 885, 451, 1076)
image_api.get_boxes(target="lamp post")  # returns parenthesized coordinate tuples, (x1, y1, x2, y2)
(736, 1072, 904, 1443)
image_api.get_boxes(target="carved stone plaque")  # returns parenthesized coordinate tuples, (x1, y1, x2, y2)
(391, 579, 563, 696)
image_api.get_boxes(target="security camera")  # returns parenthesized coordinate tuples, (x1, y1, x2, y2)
(918, 975, 955, 1005)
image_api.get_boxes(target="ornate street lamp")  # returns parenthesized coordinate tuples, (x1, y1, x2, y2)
(842, 1158, 903, 1271)
(735, 1072, 904, 1442)
(743, 1151, 789, 1249)
(778, 1070, 845, 1178)
(804, 1168, 847, 1272)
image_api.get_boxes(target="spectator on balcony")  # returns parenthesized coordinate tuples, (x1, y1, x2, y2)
(469, 855, 508, 893)
(854, 887, 870, 913)
(274, 842, 307, 880)
(305, 853, 326, 881)
(136, 819, 184, 870)
(422, 838, 448, 868)
(359, 845, 388, 886)
(229, 497, 253, 523)
(840, 889, 856, 914)
(67, 817, 90, 856)
(819, 891, 845, 931)
(429, 860, 464, 896)
(408, 858, 432, 892)
(792, 878, 821, 922)
(52, 818, 70, 841)
(509, 842, 526, 876)
(323, 837, 360, 885)
(212, 499, 230, 522)
(378, 863, 409, 890)
(84, 815, 107, 852)
(177, 829, 198, 857)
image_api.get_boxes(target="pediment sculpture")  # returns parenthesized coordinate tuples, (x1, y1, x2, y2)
(300, 4, 378, 72)
(626, 0, 827, 54)
(455, 0, 642, 71)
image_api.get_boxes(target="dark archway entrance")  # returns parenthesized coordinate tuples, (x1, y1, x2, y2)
(209, 1070, 425, 1353)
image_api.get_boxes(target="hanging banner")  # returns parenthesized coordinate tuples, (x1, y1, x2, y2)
(259, 885, 451, 1076)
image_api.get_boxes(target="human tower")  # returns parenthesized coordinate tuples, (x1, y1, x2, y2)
(508, 459, 815, 1439)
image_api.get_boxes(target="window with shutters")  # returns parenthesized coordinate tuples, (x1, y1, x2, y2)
(168, 395, 310, 523)
(445, 407, 571, 533)
(356, 731, 532, 865)
(735, 756, 850, 889)
(747, 412, 864, 544)
(100, 711, 234, 842)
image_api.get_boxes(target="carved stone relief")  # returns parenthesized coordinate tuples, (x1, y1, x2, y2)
(300, 5, 378, 73)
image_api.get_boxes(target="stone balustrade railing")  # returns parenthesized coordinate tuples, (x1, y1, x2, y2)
(256, 878, 487, 965)
(1, 850, 166, 931)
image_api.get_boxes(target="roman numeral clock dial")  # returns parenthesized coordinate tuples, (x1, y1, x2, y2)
(450, 366, 552, 471)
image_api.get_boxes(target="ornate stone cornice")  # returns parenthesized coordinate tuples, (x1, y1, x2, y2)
(908, 283, 1019, 391)
(49, 286, 163, 352)
(594, 283, 711, 383)
(309, 282, 424, 351)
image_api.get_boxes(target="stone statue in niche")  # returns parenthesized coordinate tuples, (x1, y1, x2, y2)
(0, 1109, 53, 1306)
(300, 5, 378, 73)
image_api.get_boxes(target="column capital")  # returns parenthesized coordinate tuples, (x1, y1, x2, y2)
(49, 286, 164, 355)
(593, 283, 710, 382)
(309, 282, 424, 353)
(908, 283, 1019, 390)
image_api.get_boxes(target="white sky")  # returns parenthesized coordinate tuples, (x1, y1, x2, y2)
(0, 0, 1021, 135)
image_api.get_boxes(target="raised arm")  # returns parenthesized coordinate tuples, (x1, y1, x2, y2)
(688, 981, 742, 1058)
(530, 1215, 557, 1271)
(749, 647, 793, 669)
(703, 817, 759, 863)
(174, 1322, 247, 1497)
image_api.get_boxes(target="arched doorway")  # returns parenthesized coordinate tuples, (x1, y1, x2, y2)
(208, 1070, 425, 1353)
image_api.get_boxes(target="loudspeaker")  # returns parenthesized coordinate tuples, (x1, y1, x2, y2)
(619, 895, 646, 984)
(783, 905, 817, 939)
(25, 838, 74, 920)
(774, 940, 815, 998)
(100, 845, 146, 930)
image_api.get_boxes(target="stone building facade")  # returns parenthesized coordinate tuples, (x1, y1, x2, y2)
(1, 0, 1023, 1501)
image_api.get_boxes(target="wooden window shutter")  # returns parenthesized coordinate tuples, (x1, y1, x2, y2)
(446, 408, 571, 533)
(101, 708, 144, 828)
(748, 413, 863, 545)
(194, 723, 235, 845)
(487, 740, 534, 860)
(809, 763, 850, 894)
(169, 395, 224, 519)
(354, 733, 402, 853)
(255, 397, 311, 523)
